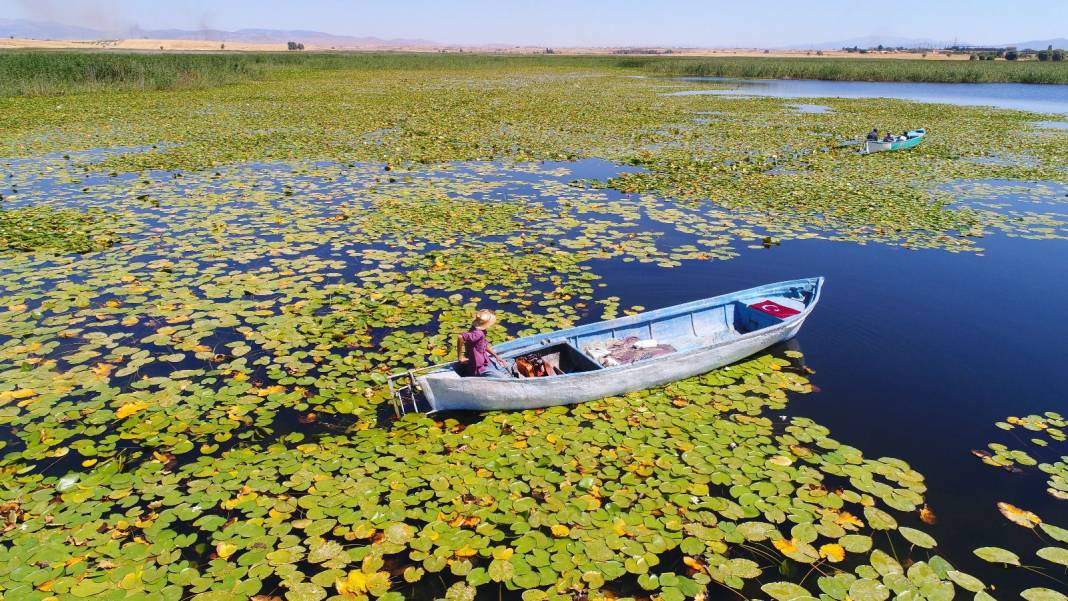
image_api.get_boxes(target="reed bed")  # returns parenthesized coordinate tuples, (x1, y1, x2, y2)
(637, 56, 1068, 84)
(2, 50, 1067, 97)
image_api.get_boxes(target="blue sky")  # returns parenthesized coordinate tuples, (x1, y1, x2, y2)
(5, 0, 1066, 46)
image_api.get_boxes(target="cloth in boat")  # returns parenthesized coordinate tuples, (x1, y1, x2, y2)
(749, 299, 800, 318)
(584, 336, 677, 367)
(477, 358, 512, 378)
(460, 327, 492, 376)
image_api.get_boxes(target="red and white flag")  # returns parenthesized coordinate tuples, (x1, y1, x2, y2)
(749, 299, 800, 318)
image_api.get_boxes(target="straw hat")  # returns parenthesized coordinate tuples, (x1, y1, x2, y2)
(472, 309, 497, 328)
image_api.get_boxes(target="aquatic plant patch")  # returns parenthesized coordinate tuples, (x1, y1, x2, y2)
(0, 205, 119, 254)
(965, 412, 1068, 597)
(0, 153, 1014, 599)
(2, 56, 1068, 599)
(0, 352, 992, 601)
(974, 412, 1068, 501)
(2, 63, 1067, 252)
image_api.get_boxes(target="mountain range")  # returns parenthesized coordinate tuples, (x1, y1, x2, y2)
(0, 18, 436, 48)
(1, 18, 1064, 51)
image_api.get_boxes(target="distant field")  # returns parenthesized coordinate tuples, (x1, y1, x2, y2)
(1, 50, 1067, 96)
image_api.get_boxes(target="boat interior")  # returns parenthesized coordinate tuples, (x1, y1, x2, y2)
(464, 289, 812, 378)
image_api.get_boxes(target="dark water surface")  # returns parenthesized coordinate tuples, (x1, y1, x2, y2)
(597, 236, 1068, 587)
(667, 77, 1068, 116)
(557, 161, 1068, 592)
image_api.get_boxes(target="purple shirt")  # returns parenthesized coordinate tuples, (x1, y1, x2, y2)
(460, 328, 490, 376)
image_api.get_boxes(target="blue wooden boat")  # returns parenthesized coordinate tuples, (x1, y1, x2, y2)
(863, 128, 925, 154)
(388, 277, 823, 413)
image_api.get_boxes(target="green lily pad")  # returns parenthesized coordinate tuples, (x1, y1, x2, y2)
(899, 526, 937, 549)
(973, 546, 1021, 566)
(1022, 589, 1068, 601)
(1037, 546, 1068, 567)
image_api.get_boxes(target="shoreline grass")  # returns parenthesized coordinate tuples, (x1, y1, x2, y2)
(0, 51, 619, 96)
(634, 56, 1068, 84)
(2, 50, 1068, 97)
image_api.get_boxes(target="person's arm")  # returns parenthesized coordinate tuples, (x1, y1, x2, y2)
(456, 334, 467, 364)
(487, 344, 508, 366)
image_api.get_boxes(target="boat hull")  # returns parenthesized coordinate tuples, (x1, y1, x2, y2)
(864, 129, 925, 154)
(417, 277, 822, 412)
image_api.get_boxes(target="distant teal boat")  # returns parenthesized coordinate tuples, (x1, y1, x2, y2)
(863, 128, 926, 154)
(388, 277, 823, 413)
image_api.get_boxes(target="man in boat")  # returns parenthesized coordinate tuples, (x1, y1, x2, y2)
(882, 132, 895, 142)
(866, 128, 879, 141)
(456, 309, 511, 378)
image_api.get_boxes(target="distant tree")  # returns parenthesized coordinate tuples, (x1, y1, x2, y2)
(969, 53, 978, 61)
(876, 44, 884, 51)
(816, 50, 824, 56)
(220, 43, 225, 50)
(1037, 48, 1050, 61)
(298, 43, 304, 50)
(1053, 49, 1065, 61)
(1005, 50, 1018, 60)
(287, 41, 305, 51)
(544, 47, 554, 54)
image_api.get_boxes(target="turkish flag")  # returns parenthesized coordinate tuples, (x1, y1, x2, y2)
(749, 299, 800, 318)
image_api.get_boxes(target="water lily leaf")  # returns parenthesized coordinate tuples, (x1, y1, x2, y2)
(1022, 589, 1068, 601)
(762, 582, 813, 601)
(285, 582, 326, 601)
(973, 546, 1021, 566)
(488, 559, 514, 582)
(308, 539, 344, 565)
(946, 570, 985, 592)
(216, 542, 238, 559)
(1037, 546, 1068, 567)
(899, 526, 937, 548)
(849, 578, 890, 601)
(1040, 523, 1068, 543)
(819, 543, 845, 562)
(71, 579, 112, 597)
(840, 534, 872, 553)
(443, 582, 477, 601)
(870, 549, 903, 576)
(403, 567, 424, 583)
(864, 506, 897, 530)
(997, 502, 1041, 528)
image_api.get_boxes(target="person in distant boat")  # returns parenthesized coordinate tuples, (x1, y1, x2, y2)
(883, 132, 895, 142)
(457, 309, 511, 377)
(866, 128, 879, 141)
